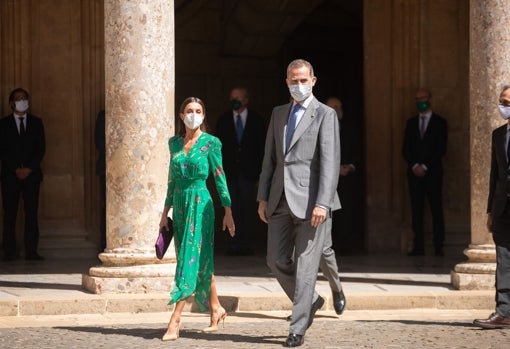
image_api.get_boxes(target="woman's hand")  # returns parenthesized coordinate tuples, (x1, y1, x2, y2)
(160, 208, 171, 230)
(222, 207, 235, 237)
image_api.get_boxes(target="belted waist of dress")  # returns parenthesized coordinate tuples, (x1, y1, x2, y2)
(175, 178, 207, 187)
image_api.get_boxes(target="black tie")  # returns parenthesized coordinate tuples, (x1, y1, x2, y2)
(419, 116, 426, 139)
(236, 114, 243, 143)
(19, 117, 25, 136)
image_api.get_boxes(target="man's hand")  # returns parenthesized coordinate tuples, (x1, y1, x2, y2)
(487, 214, 493, 233)
(15, 167, 32, 180)
(340, 164, 355, 176)
(258, 200, 269, 223)
(412, 165, 426, 177)
(311, 206, 327, 228)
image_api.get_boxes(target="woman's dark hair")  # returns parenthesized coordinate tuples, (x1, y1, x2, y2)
(177, 97, 208, 135)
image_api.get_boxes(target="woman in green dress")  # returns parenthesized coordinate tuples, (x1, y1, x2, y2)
(160, 97, 235, 341)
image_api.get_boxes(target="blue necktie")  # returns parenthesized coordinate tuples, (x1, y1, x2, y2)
(286, 104, 301, 152)
(236, 114, 243, 143)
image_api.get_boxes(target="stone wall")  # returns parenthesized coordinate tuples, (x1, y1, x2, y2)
(364, 0, 470, 253)
(0, 0, 471, 256)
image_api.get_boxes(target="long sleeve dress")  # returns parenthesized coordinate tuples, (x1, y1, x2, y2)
(164, 132, 231, 311)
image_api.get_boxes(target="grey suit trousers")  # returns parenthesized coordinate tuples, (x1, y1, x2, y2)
(266, 196, 325, 335)
(319, 218, 342, 293)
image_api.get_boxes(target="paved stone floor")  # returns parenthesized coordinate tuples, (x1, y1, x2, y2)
(0, 310, 508, 349)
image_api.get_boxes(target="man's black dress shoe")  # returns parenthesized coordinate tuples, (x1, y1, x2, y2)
(283, 333, 304, 347)
(407, 249, 424, 256)
(333, 290, 346, 315)
(25, 253, 44, 261)
(2, 255, 16, 262)
(473, 312, 510, 329)
(307, 295, 324, 329)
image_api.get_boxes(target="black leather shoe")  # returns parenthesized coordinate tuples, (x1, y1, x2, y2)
(307, 295, 324, 329)
(25, 253, 44, 261)
(283, 333, 304, 347)
(407, 249, 424, 256)
(333, 290, 346, 315)
(473, 313, 510, 329)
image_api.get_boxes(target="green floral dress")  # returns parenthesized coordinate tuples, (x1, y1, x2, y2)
(164, 132, 231, 311)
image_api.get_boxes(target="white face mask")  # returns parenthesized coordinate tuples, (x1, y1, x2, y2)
(289, 84, 312, 102)
(183, 113, 203, 130)
(498, 104, 510, 120)
(14, 100, 29, 113)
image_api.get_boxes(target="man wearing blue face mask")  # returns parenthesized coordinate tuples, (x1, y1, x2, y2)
(402, 88, 448, 257)
(0, 87, 46, 261)
(474, 84, 510, 329)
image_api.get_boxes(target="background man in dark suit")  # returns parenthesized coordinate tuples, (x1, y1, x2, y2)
(0, 87, 46, 261)
(216, 86, 266, 256)
(403, 88, 447, 256)
(474, 84, 510, 329)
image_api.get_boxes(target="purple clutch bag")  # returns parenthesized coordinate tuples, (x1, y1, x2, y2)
(155, 218, 173, 259)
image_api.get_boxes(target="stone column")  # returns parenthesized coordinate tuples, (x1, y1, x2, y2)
(451, 0, 510, 289)
(83, 0, 176, 293)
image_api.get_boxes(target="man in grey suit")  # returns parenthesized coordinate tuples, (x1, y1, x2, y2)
(257, 59, 341, 347)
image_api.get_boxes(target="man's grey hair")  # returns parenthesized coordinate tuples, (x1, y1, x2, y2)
(287, 59, 314, 77)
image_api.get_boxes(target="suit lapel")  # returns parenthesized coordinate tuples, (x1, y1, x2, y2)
(499, 126, 509, 166)
(277, 103, 292, 154)
(8, 114, 18, 135)
(287, 98, 317, 152)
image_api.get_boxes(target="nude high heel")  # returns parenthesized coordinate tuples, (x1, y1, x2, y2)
(202, 307, 227, 333)
(162, 323, 181, 341)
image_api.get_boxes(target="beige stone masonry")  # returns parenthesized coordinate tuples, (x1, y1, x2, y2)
(83, 0, 176, 293)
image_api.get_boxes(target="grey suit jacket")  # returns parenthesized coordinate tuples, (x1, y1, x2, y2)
(257, 96, 341, 219)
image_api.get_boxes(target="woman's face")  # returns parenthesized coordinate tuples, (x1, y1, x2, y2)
(181, 102, 204, 119)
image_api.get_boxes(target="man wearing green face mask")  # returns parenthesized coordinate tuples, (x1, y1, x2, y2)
(402, 88, 448, 257)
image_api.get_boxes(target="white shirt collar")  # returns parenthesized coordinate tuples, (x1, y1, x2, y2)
(232, 108, 247, 126)
(419, 110, 432, 118)
(293, 94, 314, 109)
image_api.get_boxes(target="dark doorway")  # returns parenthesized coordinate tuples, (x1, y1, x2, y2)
(281, 0, 365, 255)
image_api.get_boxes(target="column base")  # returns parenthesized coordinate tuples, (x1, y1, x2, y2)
(451, 244, 496, 290)
(82, 251, 176, 294)
(82, 273, 174, 294)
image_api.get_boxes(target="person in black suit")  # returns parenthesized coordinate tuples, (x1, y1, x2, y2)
(402, 88, 447, 256)
(94, 110, 106, 251)
(215, 86, 266, 255)
(0, 87, 46, 261)
(474, 85, 510, 329)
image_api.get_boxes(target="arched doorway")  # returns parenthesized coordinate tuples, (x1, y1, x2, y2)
(175, 0, 366, 255)
(281, 1, 365, 254)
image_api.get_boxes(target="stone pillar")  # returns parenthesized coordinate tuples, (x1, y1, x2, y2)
(451, 0, 510, 290)
(83, 0, 176, 294)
